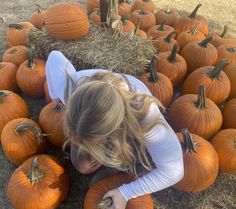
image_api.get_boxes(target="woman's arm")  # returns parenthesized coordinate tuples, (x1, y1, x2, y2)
(118, 103, 184, 200)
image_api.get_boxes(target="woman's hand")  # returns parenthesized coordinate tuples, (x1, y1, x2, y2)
(102, 188, 127, 209)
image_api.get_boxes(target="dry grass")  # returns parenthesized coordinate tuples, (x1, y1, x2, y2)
(0, 1, 236, 209)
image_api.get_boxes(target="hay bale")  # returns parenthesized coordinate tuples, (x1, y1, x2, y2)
(28, 23, 156, 76)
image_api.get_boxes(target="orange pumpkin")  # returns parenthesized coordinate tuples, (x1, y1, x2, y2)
(1, 118, 46, 166)
(118, 1, 132, 17)
(131, 0, 155, 13)
(30, 6, 46, 29)
(84, 173, 154, 209)
(2, 45, 28, 66)
(167, 85, 223, 139)
(7, 154, 69, 209)
(89, 8, 101, 23)
(211, 129, 236, 174)
(133, 17, 147, 38)
(44, 80, 52, 104)
(121, 16, 135, 32)
(44, 2, 89, 40)
(182, 60, 231, 105)
(222, 99, 236, 129)
(174, 128, 219, 192)
(155, 8, 180, 27)
(223, 63, 236, 99)
(216, 44, 236, 64)
(0, 90, 29, 136)
(39, 101, 66, 147)
(0, 62, 18, 91)
(87, 0, 100, 14)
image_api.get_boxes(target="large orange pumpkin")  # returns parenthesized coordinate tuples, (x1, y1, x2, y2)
(84, 172, 154, 209)
(174, 128, 219, 192)
(7, 154, 69, 209)
(155, 8, 180, 27)
(147, 22, 175, 40)
(1, 118, 46, 166)
(44, 2, 89, 40)
(211, 129, 236, 174)
(222, 99, 236, 129)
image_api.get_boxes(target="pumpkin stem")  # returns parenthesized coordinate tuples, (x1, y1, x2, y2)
(148, 58, 158, 82)
(0, 90, 9, 104)
(208, 59, 228, 80)
(195, 85, 207, 109)
(27, 47, 35, 69)
(100, 0, 109, 23)
(134, 16, 141, 35)
(164, 31, 176, 43)
(188, 23, 200, 35)
(199, 36, 213, 48)
(167, 44, 179, 63)
(15, 123, 43, 145)
(28, 157, 44, 185)
(54, 102, 65, 112)
(165, 7, 173, 14)
(98, 197, 113, 209)
(8, 23, 24, 30)
(139, 8, 147, 15)
(121, 15, 130, 22)
(8, 48, 18, 54)
(189, 3, 202, 18)
(219, 25, 229, 39)
(158, 20, 165, 31)
(181, 128, 197, 153)
(234, 139, 236, 149)
(226, 47, 236, 53)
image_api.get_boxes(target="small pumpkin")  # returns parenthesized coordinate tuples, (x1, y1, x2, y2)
(30, 5, 46, 29)
(167, 85, 223, 139)
(156, 44, 187, 87)
(84, 172, 154, 209)
(216, 44, 236, 64)
(181, 37, 218, 74)
(44, 80, 52, 104)
(222, 99, 236, 129)
(182, 60, 231, 105)
(211, 129, 236, 174)
(44, 2, 89, 40)
(0, 62, 18, 91)
(1, 118, 46, 166)
(131, 0, 155, 13)
(7, 155, 69, 209)
(133, 17, 147, 38)
(174, 128, 219, 192)
(39, 101, 66, 147)
(155, 8, 180, 27)
(89, 8, 101, 23)
(118, 0, 132, 17)
(0, 90, 29, 136)
(121, 15, 135, 32)
(223, 63, 236, 99)
(2, 45, 28, 66)
(87, 0, 100, 14)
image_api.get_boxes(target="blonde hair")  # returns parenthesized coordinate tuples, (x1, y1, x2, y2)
(64, 71, 169, 176)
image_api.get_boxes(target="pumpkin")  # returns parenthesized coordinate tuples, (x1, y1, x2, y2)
(133, 17, 147, 38)
(174, 128, 219, 192)
(181, 37, 218, 74)
(2, 45, 28, 66)
(207, 25, 236, 48)
(0, 62, 18, 91)
(44, 80, 52, 104)
(30, 5, 46, 29)
(175, 4, 208, 36)
(211, 129, 236, 174)
(139, 59, 173, 106)
(223, 63, 236, 99)
(39, 101, 66, 147)
(155, 8, 180, 27)
(176, 24, 206, 50)
(216, 44, 236, 64)
(44, 2, 89, 40)
(153, 31, 179, 54)
(119, 15, 135, 33)
(131, 0, 155, 13)
(182, 60, 231, 105)
(167, 85, 223, 139)
(155, 44, 187, 87)
(89, 8, 101, 23)
(118, 0, 132, 17)
(6, 22, 35, 47)
(1, 118, 46, 166)
(16, 48, 46, 98)
(7, 154, 69, 209)
(84, 172, 154, 209)
(87, 0, 100, 14)
(130, 8, 156, 32)
(0, 90, 29, 136)
(222, 99, 236, 129)
(147, 21, 175, 40)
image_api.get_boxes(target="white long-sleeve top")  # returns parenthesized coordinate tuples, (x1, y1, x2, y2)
(46, 51, 184, 201)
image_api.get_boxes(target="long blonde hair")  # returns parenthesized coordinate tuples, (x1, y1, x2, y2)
(64, 71, 168, 176)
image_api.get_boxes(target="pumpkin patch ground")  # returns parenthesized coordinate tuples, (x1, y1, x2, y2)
(0, 0, 236, 209)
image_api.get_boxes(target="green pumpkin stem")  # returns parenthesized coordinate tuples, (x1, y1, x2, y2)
(208, 59, 228, 80)
(0, 90, 9, 104)
(121, 15, 130, 22)
(189, 3, 202, 18)
(219, 25, 229, 39)
(15, 123, 43, 145)
(148, 58, 158, 82)
(134, 16, 141, 35)
(199, 36, 213, 48)
(100, 0, 109, 23)
(167, 44, 179, 63)
(164, 31, 176, 43)
(226, 47, 236, 53)
(28, 157, 44, 185)
(189, 24, 200, 35)
(195, 85, 207, 109)
(181, 128, 197, 153)
(54, 102, 65, 112)
(98, 197, 113, 209)
(8, 23, 24, 30)
(158, 21, 165, 31)
(140, 8, 147, 15)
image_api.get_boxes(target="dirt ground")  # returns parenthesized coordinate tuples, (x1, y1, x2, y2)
(0, 0, 236, 209)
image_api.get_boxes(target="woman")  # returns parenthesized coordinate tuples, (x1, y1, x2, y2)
(46, 50, 184, 209)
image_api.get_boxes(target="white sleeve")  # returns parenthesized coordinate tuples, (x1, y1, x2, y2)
(118, 103, 184, 200)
